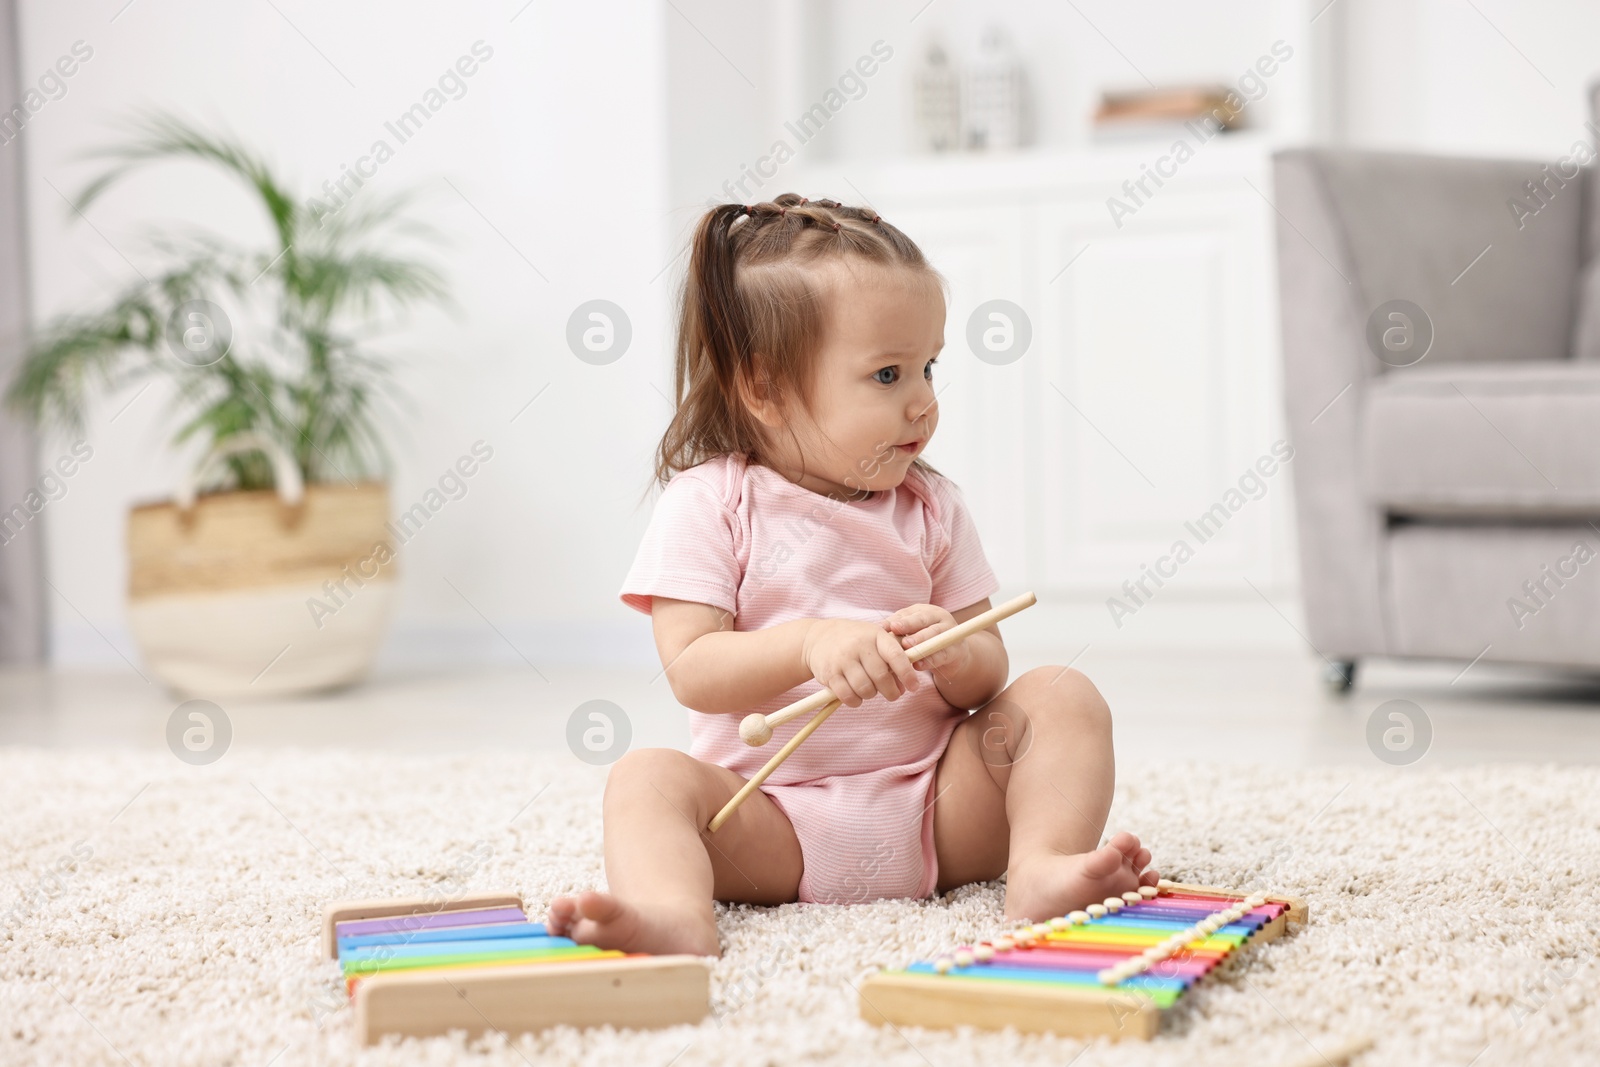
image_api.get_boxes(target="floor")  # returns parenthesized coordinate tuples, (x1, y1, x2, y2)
(11, 745, 1595, 1067)
(7, 651, 1600, 1066)
(6, 646, 1600, 767)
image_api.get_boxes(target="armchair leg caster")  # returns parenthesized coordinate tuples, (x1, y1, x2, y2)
(1323, 660, 1357, 694)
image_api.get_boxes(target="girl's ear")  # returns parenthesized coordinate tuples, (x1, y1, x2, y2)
(736, 360, 785, 428)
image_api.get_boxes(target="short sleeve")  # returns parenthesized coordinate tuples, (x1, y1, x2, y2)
(925, 475, 1000, 612)
(618, 471, 741, 616)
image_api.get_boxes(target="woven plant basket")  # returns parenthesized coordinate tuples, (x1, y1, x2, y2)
(126, 435, 397, 698)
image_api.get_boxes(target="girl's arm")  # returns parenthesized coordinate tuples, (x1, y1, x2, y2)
(649, 596, 818, 715)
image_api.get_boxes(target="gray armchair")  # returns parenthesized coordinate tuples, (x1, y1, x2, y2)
(1273, 137, 1600, 690)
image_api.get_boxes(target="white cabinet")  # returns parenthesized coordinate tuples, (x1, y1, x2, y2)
(871, 200, 1030, 588)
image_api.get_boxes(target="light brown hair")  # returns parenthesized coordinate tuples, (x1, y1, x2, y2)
(650, 193, 946, 496)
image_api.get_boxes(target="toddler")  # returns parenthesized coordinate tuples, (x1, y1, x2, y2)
(548, 193, 1156, 956)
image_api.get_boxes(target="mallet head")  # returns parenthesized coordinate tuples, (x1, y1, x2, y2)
(740, 712, 772, 746)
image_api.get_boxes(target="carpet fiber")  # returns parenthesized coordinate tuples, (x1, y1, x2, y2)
(2, 748, 1597, 1066)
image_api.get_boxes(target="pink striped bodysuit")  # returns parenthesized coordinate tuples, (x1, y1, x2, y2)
(619, 452, 999, 904)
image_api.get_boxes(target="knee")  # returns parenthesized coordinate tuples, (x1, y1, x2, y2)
(1015, 666, 1111, 736)
(604, 747, 698, 807)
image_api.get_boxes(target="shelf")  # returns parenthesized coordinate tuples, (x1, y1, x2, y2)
(789, 130, 1286, 202)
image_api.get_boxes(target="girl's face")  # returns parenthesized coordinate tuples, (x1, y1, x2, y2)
(752, 262, 944, 501)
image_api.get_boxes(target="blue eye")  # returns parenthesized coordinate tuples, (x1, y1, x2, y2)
(875, 359, 938, 385)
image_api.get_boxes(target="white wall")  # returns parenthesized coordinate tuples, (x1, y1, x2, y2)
(16, 0, 672, 669)
(1336, 0, 1600, 158)
(663, 0, 1328, 232)
(18, 0, 1600, 672)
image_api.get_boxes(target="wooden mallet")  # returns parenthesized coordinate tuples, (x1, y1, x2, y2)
(707, 591, 1037, 833)
(738, 591, 1038, 747)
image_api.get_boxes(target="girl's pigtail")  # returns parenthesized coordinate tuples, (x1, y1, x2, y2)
(689, 204, 752, 401)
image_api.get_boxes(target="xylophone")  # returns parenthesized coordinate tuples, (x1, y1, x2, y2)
(858, 880, 1307, 1040)
(322, 891, 711, 1044)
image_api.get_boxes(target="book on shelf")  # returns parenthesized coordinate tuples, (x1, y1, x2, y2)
(1094, 85, 1245, 133)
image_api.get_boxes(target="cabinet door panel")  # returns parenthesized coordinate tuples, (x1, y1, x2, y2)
(875, 202, 1030, 592)
(1035, 189, 1277, 591)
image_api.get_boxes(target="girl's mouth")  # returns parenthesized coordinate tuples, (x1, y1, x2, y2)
(896, 440, 921, 455)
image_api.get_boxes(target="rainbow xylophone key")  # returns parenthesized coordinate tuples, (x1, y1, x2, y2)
(321, 892, 711, 1044)
(858, 880, 1307, 1040)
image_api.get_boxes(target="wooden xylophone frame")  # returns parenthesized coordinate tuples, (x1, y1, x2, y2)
(322, 892, 712, 1045)
(856, 881, 1308, 1041)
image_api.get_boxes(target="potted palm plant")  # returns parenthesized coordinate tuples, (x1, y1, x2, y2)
(6, 112, 451, 697)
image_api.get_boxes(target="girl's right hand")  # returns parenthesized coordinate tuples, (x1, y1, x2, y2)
(800, 618, 922, 707)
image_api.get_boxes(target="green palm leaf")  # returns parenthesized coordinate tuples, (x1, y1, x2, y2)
(4, 108, 451, 493)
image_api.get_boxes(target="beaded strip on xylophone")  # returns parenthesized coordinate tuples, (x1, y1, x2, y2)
(858, 880, 1307, 1040)
(321, 892, 711, 1044)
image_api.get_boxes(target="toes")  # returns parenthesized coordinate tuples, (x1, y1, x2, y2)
(545, 896, 575, 933)
(1106, 831, 1141, 859)
(576, 890, 624, 924)
(1133, 847, 1152, 871)
(1138, 867, 1161, 887)
(1081, 843, 1124, 880)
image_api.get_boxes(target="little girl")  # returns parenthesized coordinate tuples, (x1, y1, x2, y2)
(548, 193, 1156, 956)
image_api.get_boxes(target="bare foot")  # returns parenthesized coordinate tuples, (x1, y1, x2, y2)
(545, 890, 719, 957)
(1003, 831, 1160, 922)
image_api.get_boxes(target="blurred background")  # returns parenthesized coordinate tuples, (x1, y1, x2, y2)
(4, 0, 1600, 766)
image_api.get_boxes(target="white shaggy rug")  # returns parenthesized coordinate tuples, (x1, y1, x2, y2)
(2, 748, 1597, 1067)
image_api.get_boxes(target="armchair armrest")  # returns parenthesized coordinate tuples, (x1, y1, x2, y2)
(1271, 149, 1389, 658)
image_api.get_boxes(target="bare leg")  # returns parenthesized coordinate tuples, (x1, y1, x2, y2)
(546, 747, 803, 956)
(931, 666, 1158, 921)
